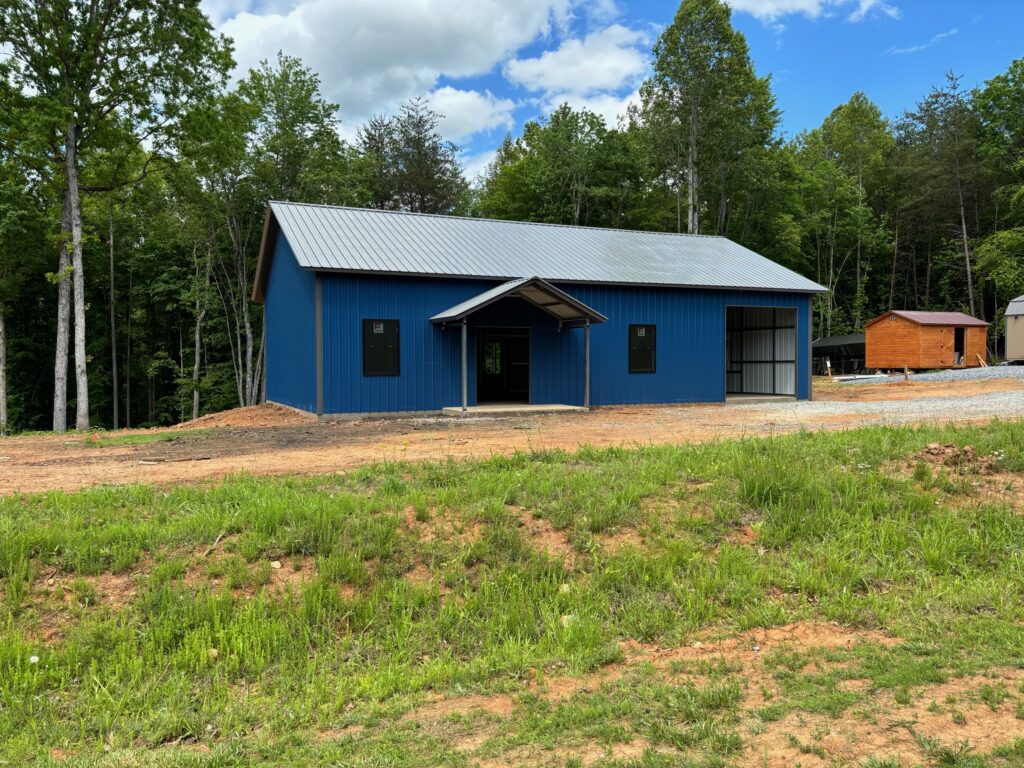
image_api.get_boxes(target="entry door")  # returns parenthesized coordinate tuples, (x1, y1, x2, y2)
(954, 327, 965, 365)
(477, 328, 529, 403)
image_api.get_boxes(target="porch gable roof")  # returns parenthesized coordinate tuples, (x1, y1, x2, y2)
(430, 276, 607, 328)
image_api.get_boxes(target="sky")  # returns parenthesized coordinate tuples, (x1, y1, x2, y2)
(199, 0, 1024, 180)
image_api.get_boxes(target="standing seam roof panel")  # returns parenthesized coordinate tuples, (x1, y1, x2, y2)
(268, 202, 826, 292)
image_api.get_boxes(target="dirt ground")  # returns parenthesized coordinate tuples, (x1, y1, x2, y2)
(398, 621, 1021, 767)
(2, 376, 1023, 496)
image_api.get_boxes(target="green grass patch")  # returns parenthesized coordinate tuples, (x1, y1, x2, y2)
(78, 429, 206, 447)
(2, 420, 1024, 765)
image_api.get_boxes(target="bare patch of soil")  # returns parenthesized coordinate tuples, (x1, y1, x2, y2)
(402, 505, 481, 546)
(509, 505, 576, 568)
(27, 568, 142, 645)
(315, 724, 364, 742)
(477, 738, 654, 767)
(4, 381, 1024, 496)
(740, 668, 1024, 767)
(916, 442, 1002, 474)
(403, 562, 435, 587)
(183, 554, 318, 596)
(973, 472, 1024, 510)
(405, 692, 517, 722)
(411, 622, 1024, 768)
(405, 622, 899, 729)
(595, 527, 644, 552)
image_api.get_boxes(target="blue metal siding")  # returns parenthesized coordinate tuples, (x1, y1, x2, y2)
(315, 272, 812, 414)
(563, 284, 812, 404)
(264, 233, 317, 411)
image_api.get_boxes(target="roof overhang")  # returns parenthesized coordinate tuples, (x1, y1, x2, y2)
(430, 276, 607, 328)
(252, 207, 277, 303)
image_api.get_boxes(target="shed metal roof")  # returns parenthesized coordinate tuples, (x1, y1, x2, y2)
(430, 277, 608, 327)
(812, 334, 865, 353)
(1007, 296, 1024, 317)
(866, 310, 988, 328)
(254, 202, 825, 301)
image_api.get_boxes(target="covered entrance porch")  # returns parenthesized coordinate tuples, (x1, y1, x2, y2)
(431, 277, 607, 412)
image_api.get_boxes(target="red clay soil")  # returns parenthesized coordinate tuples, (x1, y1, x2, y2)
(1, 377, 1022, 496)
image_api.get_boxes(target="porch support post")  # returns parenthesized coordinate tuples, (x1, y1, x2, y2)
(583, 319, 591, 409)
(460, 319, 468, 411)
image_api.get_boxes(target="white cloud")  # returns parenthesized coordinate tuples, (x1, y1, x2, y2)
(461, 148, 497, 182)
(505, 24, 648, 96)
(216, 0, 574, 132)
(726, 0, 899, 23)
(505, 23, 648, 129)
(428, 87, 515, 142)
(848, 0, 899, 22)
(884, 26, 958, 55)
(543, 89, 639, 128)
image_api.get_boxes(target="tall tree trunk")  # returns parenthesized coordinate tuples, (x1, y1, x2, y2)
(125, 272, 132, 428)
(109, 202, 119, 429)
(192, 246, 211, 421)
(243, 292, 254, 405)
(53, 187, 72, 432)
(957, 179, 976, 316)
(66, 125, 89, 430)
(0, 305, 6, 435)
(675, 180, 682, 234)
(888, 221, 898, 310)
(924, 228, 933, 309)
(686, 101, 700, 235)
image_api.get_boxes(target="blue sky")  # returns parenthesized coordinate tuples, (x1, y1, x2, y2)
(201, 0, 1024, 178)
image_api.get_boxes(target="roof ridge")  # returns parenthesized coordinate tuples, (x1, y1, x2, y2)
(269, 200, 728, 240)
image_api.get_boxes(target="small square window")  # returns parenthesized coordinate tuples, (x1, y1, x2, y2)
(629, 324, 656, 373)
(363, 319, 400, 376)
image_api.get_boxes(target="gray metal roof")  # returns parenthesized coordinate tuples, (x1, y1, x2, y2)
(430, 277, 608, 327)
(1008, 296, 1024, 316)
(258, 202, 825, 297)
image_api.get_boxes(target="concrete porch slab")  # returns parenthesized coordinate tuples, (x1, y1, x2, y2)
(442, 403, 588, 417)
(725, 394, 797, 404)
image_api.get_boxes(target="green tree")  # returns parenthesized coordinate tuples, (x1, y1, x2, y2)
(359, 98, 468, 214)
(0, 0, 231, 431)
(638, 0, 769, 234)
(819, 93, 893, 324)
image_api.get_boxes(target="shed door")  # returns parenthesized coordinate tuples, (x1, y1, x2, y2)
(726, 307, 797, 396)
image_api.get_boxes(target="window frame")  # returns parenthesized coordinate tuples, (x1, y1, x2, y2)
(628, 323, 656, 374)
(362, 319, 401, 377)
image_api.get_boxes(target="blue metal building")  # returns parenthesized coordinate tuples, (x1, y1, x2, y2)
(253, 203, 825, 416)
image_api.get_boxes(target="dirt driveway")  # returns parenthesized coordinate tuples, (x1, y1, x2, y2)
(2, 376, 1022, 495)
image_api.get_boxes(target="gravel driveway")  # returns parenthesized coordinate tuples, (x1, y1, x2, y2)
(846, 366, 1024, 385)
(736, 389, 1024, 426)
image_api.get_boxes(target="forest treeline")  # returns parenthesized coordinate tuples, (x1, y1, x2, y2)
(0, 0, 1022, 432)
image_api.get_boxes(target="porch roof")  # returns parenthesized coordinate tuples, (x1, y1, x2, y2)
(430, 276, 608, 328)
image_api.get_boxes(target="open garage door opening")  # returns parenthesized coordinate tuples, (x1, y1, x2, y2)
(726, 307, 797, 397)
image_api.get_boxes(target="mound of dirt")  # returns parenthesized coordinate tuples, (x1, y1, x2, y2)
(175, 403, 315, 430)
(917, 442, 1001, 474)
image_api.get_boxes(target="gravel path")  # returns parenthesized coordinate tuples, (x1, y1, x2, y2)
(734, 389, 1024, 427)
(846, 367, 1024, 385)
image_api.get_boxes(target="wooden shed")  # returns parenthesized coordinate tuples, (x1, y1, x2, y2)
(865, 310, 988, 370)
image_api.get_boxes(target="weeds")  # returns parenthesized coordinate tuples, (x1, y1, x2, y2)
(2, 420, 1024, 765)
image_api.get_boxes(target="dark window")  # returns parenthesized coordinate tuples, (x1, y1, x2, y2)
(362, 319, 400, 376)
(629, 324, 656, 373)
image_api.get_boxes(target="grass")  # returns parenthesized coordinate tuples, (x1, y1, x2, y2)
(77, 429, 205, 447)
(2, 420, 1024, 766)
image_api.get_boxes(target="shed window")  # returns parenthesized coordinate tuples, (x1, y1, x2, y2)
(629, 324, 656, 373)
(362, 319, 400, 376)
